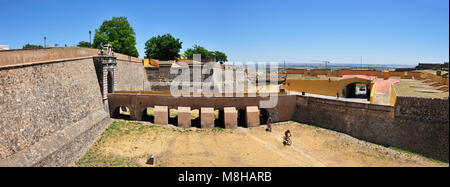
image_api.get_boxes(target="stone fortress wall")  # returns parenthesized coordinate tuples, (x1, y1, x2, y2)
(0, 47, 251, 166)
(293, 95, 449, 162)
(0, 47, 448, 166)
(0, 50, 110, 166)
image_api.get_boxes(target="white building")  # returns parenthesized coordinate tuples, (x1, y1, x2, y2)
(0, 45, 10, 50)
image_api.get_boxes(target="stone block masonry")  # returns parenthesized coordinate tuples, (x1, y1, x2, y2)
(224, 107, 238, 129)
(154, 106, 169, 125)
(246, 106, 260, 127)
(178, 107, 191, 128)
(201, 108, 215, 129)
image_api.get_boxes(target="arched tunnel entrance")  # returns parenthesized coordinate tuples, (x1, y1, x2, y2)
(342, 82, 370, 99)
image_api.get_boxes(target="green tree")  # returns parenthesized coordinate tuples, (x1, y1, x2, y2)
(214, 51, 228, 64)
(144, 34, 182, 60)
(184, 45, 212, 60)
(93, 16, 139, 57)
(77, 41, 92, 48)
(22, 43, 43, 49)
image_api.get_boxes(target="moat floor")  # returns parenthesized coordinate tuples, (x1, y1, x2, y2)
(75, 120, 448, 167)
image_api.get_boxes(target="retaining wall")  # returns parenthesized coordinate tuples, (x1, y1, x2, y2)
(108, 94, 297, 123)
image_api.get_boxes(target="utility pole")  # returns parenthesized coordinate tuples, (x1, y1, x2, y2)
(44, 36, 46, 48)
(89, 30, 92, 46)
(360, 56, 363, 69)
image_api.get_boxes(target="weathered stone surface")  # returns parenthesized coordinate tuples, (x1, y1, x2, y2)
(154, 106, 169, 125)
(115, 59, 152, 91)
(246, 106, 260, 127)
(200, 107, 215, 129)
(178, 107, 191, 128)
(224, 107, 238, 129)
(0, 111, 110, 167)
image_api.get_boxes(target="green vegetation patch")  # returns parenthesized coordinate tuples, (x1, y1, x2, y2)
(389, 147, 447, 164)
(75, 120, 229, 167)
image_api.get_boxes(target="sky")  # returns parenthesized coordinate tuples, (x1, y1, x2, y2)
(0, 0, 448, 65)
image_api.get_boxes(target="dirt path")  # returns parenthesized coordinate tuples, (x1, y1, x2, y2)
(76, 121, 448, 167)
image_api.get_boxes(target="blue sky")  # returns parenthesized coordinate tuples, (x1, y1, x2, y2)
(0, 0, 448, 65)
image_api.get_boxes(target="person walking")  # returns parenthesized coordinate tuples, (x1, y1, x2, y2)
(266, 117, 273, 132)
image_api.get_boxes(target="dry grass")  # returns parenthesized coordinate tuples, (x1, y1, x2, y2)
(394, 80, 448, 98)
(75, 120, 448, 167)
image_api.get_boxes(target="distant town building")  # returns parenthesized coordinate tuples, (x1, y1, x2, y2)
(415, 62, 449, 70)
(0, 45, 10, 50)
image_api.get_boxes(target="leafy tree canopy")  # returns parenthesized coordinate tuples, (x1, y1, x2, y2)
(214, 51, 228, 64)
(144, 34, 182, 60)
(22, 43, 43, 49)
(93, 16, 139, 57)
(77, 41, 92, 48)
(184, 45, 212, 60)
(184, 45, 228, 64)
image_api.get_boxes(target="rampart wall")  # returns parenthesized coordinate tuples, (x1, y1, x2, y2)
(283, 78, 372, 97)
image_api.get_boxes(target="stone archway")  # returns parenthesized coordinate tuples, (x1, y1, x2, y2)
(93, 44, 117, 113)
